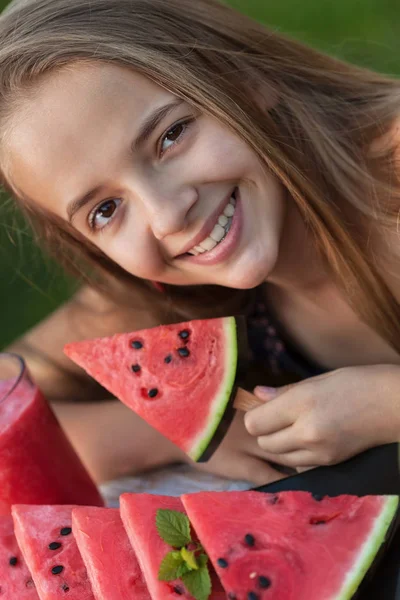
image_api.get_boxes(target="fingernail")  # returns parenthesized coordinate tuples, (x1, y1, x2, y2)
(255, 386, 278, 397)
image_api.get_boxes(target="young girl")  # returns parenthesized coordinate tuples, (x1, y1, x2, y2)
(1, 0, 400, 488)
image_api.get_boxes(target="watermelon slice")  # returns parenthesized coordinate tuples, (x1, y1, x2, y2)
(72, 506, 150, 599)
(120, 493, 226, 600)
(0, 515, 38, 598)
(182, 490, 399, 600)
(64, 317, 246, 461)
(12, 505, 95, 600)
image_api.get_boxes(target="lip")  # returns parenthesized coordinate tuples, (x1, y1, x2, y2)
(175, 188, 236, 258)
(178, 189, 242, 266)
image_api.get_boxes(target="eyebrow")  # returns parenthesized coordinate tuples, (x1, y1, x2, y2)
(67, 185, 107, 223)
(131, 98, 184, 152)
(66, 98, 185, 223)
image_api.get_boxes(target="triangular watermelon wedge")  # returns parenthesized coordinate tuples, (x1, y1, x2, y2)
(64, 317, 246, 461)
(12, 505, 95, 600)
(72, 506, 150, 599)
(0, 515, 38, 598)
(182, 490, 399, 600)
(120, 493, 226, 600)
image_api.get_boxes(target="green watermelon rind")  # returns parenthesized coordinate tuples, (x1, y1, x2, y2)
(188, 317, 238, 462)
(335, 495, 399, 599)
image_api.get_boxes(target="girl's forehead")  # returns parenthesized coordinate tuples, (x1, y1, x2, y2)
(17, 62, 173, 120)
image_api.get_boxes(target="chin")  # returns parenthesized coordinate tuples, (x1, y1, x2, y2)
(221, 263, 272, 290)
(221, 245, 278, 289)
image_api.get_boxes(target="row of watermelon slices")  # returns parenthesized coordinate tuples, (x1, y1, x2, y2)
(1, 490, 399, 600)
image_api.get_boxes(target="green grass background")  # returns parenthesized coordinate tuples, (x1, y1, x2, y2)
(1, 0, 399, 348)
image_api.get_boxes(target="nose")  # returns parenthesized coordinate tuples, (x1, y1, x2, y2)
(138, 182, 198, 241)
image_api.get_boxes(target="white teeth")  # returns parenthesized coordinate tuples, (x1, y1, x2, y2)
(224, 203, 235, 217)
(200, 237, 218, 251)
(210, 223, 226, 242)
(186, 192, 237, 256)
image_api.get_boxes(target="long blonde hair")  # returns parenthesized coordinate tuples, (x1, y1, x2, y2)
(1, 0, 400, 350)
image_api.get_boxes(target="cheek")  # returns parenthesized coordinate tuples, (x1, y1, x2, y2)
(95, 229, 162, 280)
(187, 127, 256, 179)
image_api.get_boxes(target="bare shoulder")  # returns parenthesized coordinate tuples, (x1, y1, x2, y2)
(7, 285, 165, 401)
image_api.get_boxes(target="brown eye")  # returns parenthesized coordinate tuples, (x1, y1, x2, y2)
(89, 198, 121, 231)
(165, 123, 184, 142)
(160, 119, 192, 155)
(99, 200, 116, 218)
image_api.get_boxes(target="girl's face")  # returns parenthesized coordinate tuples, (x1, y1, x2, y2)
(4, 63, 288, 289)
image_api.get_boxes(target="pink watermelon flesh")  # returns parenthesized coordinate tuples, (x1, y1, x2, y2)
(120, 493, 226, 600)
(72, 506, 150, 600)
(182, 490, 399, 600)
(0, 515, 38, 598)
(64, 317, 240, 461)
(12, 505, 95, 600)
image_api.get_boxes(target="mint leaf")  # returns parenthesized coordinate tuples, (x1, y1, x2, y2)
(198, 553, 209, 568)
(156, 509, 192, 547)
(182, 566, 212, 600)
(181, 547, 199, 570)
(158, 551, 185, 581)
(176, 562, 191, 578)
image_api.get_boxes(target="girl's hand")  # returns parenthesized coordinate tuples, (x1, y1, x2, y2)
(245, 365, 400, 469)
(193, 411, 287, 487)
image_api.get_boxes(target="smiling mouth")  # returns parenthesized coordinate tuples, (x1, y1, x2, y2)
(185, 188, 237, 256)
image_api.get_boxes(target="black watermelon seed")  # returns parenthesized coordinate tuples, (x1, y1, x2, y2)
(259, 576, 271, 589)
(131, 340, 143, 350)
(62, 584, 70, 592)
(312, 493, 324, 502)
(312, 519, 326, 525)
(267, 494, 279, 505)
(164, 355, 173, 364)
(60, 528, 72, 536)
(131, 364, 141, 373)
(247, 593, 259, 600)
(177, 347, 190, 358)
(217, 558, 229, 568)
(52, 565, 64, 575)
(244, 534, 255, 547)
(173, 586, 184, 595)
(49, 542, 62, 551)
(178, 330, 190, 340)
(9, 557, 17, 566)
(148, 388, 158, 398)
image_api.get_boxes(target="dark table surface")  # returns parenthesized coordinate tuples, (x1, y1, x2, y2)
(256, 443, 400, 599)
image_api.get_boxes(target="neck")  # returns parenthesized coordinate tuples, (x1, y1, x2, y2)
(266, 194, 330, 296)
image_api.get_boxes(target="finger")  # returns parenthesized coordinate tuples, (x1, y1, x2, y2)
(254, 383, 297, 400)
(244, 398, 295, 437)
(253, 386, 279, 401)
(296, 466, 317, 473)
(266, 449, 321, 469)
(257, 426, 300, 455)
